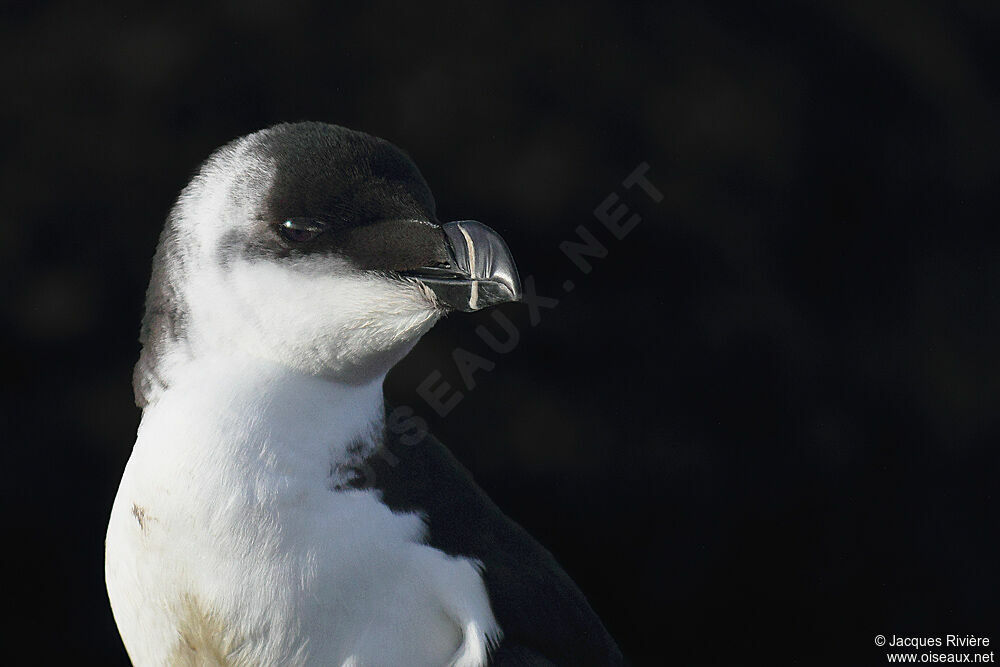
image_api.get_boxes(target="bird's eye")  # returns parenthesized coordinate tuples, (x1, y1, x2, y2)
(278, 218, 325, 244)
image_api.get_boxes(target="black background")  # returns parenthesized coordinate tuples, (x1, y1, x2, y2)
(3, 1, 998, 665)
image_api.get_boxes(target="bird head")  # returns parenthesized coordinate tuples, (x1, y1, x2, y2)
(134, 122, 520, 405)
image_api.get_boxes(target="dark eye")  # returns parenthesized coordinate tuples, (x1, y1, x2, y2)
(278, 218, 325, 244)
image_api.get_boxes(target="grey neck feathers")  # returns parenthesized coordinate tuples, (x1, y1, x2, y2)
(133, 211, 189, 409)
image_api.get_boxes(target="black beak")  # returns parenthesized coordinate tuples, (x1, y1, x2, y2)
(402, 220, 521, 312)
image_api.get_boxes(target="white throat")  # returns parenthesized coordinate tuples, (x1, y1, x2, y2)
(139, 353, 386, 482)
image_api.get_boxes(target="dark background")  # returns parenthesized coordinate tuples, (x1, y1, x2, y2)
(3, 1, 998, 665)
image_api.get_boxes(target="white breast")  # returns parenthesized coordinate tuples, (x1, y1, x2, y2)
(105, 357, 500, 666)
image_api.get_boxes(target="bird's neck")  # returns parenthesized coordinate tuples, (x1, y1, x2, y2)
(136, 352, 386, 486)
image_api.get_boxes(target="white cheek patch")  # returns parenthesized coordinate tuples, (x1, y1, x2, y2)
(183, 255, 441, 376)
(175, 135, 275, 251)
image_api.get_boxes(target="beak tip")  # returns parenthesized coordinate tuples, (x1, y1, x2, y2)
(439, 220, 521, 311)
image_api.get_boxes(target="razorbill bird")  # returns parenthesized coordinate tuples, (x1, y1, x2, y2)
(106, 122, 624, 666)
